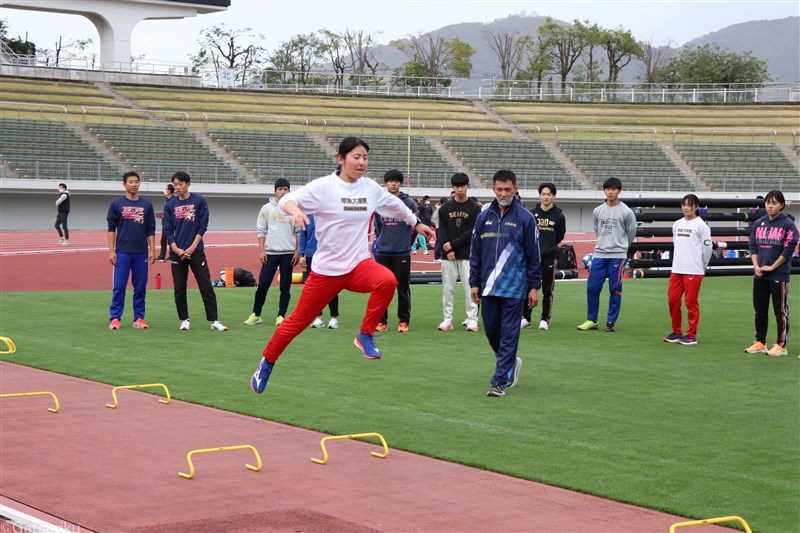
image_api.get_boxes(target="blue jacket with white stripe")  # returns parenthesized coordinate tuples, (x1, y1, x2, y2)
(470, 198, 541, 300)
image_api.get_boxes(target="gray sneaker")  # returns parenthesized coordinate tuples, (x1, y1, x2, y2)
(486, 384, 506, 397)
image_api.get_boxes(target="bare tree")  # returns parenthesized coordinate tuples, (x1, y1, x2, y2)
(640, 39, 675, 83)
(190, 24, 265, 87)
(392, 32, 474, 87)
(484, 30, 529, 83)
(319, 29, 348, 88)
(344, 29, 382, 84)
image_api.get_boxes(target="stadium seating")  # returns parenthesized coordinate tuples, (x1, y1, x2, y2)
(351, 134, 460, 187)
(443, 136, 576, 189)
(674, 142, 800, 192)
(0, 118, 119, 180)
(558, 140, 692, 191)
(87, 124, 242, 183)
(208, 129, 334, 185)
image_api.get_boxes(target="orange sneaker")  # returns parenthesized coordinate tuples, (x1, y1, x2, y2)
(375, 323, 388, 332)
(132, 318, 149, 329)
(766, 343, 788, 357)
(744, 341, 768, 354)
(109, 318, 121, 330)
(397, 322, 409, 333)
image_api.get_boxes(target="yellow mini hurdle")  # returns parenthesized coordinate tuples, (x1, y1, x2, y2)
(0, 391, 60, 413)
(0, 336, 16, 354)
(311, 432, 389, 465)
(670, 515, 752, 533)
(105, 383, 171, 409)
(179, 445, 262, 479)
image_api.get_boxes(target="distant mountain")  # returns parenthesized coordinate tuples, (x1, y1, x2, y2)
(684, 17, 799, 82)
(369, 14, 798, 86)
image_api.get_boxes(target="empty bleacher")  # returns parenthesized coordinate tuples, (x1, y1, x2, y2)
(208, 129, 334, 185)
(352, 135, 460, 187)
(558, 140, 692, 191)
(443, 136, 576, 189)
(87, 124, 241, 183)
(0, 118, 119, 180)
(674, 142, 800, 192)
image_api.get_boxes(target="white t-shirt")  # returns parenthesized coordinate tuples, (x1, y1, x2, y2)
(671, 216, 713, 275)
(279, 172, 418, 276)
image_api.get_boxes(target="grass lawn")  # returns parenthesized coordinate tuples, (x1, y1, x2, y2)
(1, 276, 798, 532)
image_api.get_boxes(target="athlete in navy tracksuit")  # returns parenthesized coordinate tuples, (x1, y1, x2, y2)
(746, 189, 798, 356)
(107, 171, 156, 329)
(374, 169, 418, 332)
(470, 170, 541, 397)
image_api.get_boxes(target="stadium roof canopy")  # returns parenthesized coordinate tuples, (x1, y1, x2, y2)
(2, 0, 230, 69)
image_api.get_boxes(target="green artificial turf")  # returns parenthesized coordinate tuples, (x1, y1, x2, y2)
(1, 277, 798, 532)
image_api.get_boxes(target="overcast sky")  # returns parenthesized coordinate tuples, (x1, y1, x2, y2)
(1, 0, 798, 66)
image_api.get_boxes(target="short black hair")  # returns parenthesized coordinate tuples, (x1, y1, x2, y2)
(58, 182, 67, 189)
(681, 194, 699, 207)
(274, 178, 290, 190)
(166, 184, 175, 193)
(538, 182, 557, 195)
(450, 172, 469, 187)
(384, 169, 404, 183)
(764, 189, 786, 209)
(172, 171, 191, 184)
(493, 169, 517, 185)
(602, 177, 622, 190)
(123, 171, 140, 182)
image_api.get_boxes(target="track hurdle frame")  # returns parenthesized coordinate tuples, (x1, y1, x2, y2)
(670, 515, 752, 533)
(0, 336, 16, 354)
(0, 391, 60, 413)
(311, 432, 389, 465)
(179, 445, 262, 479)
(105, 383, 171, 409)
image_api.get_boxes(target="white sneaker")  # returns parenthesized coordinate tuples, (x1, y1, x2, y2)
(210, 320, 228, 331)
(520, 318, 531, 329)
(424, 251, 429, 255)
(327, 317, 339, 329)
(310, 317, 325, 328)
(437, 321, 454, 331)
(57, 238, 64, 245)
(60, 239, 69, 246)
(465, 319, 478, 332)
(539, 320, 549, 331)
(180, 319, 191, 331)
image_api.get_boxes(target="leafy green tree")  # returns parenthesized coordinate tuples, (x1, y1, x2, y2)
(659, 44, 770, 84)
(573, 20, 605, 83)
(190, 24, 264, 87)
(517, 34, 554, 87)
(537, 17, 588, 91)
(0, 19, 36, 56)
(602, 27, 643, 82)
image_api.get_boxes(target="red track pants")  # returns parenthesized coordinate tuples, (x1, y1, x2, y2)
(667, 273, 704, 339)
(262, 258, 396, 363)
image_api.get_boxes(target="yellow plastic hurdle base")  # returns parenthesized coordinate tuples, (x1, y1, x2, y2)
(311, 432, 389, 465)
(0, 391, 60, 413)
(0, 336, 16, 354)
(670, 515, 752, 533)
(106, 383, 171, 409)
(179, 445, 262, 479)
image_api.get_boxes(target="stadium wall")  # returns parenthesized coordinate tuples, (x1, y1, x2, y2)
(1, 179, 798, 233)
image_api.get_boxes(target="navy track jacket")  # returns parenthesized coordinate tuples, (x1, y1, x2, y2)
(470, 198, 542, 299)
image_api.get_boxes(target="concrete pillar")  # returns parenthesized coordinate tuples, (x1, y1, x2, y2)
(1, 0, 228, 70)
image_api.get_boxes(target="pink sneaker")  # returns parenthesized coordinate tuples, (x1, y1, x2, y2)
(133, 318, 149, 329)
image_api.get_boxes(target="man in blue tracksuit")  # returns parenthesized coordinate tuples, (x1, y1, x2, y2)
(106, 171, 156, 330)
(374, 169, 418, 333)
(470, 170, 541, 397)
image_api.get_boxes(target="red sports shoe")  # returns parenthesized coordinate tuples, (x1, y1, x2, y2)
(133, 318, 149, 329)
(109, 318, 121, 330)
